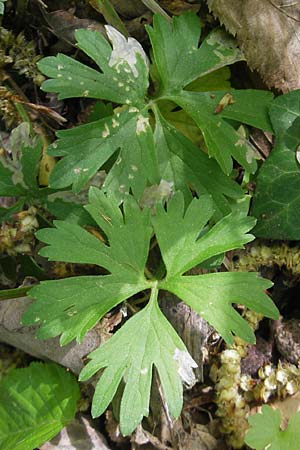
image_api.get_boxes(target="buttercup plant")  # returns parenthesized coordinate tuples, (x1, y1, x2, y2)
(18, 12, 279, 436)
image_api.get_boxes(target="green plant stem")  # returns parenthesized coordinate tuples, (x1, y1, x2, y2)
(0, 286, 32, 301)
(140, 0, 171, 22)
(89, 0, 128, 37)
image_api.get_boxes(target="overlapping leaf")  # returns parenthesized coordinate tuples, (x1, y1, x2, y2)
(153, 110, 243, 215)
(169, 89, 273, 174)
(0, 362, 79, 450)
(146, 12, 244, 93)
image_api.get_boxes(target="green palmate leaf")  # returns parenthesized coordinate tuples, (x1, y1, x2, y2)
(48, 108, 159, 195)
(0, 362, 79, 450)
(26, 190, 278, 434)
(23, 189, 152, 344)
(146, 12, 244, 93)
(252, 91, 300, 239)
(39, 29, 149, 108)
(153, 110, 243, 215)
(169, 90, 273, 174)
(80, 285, 193, 435)
(153, 192, 277, 344)
(245, 405, 300, 450)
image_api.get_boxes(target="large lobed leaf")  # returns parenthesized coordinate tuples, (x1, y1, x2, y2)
(25, 190, 278, 435)
(0, 363, 79, 450)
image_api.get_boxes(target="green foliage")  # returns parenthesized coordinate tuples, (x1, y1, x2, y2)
(24, 190, 278, 434)
(5, 9, 283, 440)
(37, 12, 273, 206)
(245, 405, 300, 450)
(0, 362, 79, 450)
(146, 14, 243, 93)
(252, 90, 300, 239)
(0, 0, 6, 15)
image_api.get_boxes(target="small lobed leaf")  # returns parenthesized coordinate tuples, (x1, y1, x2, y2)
(0, 362, 79, 450)
(245, 405, 300, 450)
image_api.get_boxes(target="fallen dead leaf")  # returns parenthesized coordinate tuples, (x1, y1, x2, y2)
(207, 0, 300, 92)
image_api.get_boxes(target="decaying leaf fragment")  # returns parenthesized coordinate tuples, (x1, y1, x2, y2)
(207, 0, 300, 92)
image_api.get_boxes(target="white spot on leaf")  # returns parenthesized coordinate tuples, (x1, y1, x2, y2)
(141, 368, 148, 375)
(82, 90, 90, 97)
(57, 74, 62, 78)
(136, 115, 149, 135)
(105, 24, 148, 78)
(102, 124, 110, 138)
(173, 348, 198, 389)
(112, 118, 119, 128)
(129, 107, 139, 113)
(131, 165, 138, 172)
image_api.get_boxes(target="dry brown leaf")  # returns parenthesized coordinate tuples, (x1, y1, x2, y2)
(207, 0, 300, 92)
(41, 8, 105, 45)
